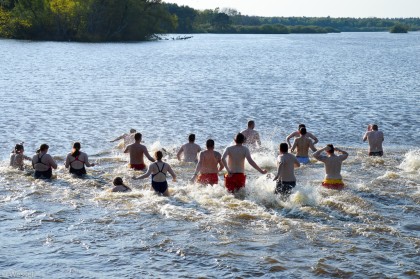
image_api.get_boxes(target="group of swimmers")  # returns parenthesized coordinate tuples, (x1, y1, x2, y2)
(9, 121, 384, 198)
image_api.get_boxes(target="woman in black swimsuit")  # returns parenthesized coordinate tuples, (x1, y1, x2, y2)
(133, 150, 177, 196)
(65, 142, 95, 176)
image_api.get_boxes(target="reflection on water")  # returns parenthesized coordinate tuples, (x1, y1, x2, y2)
(0, 33, 419, 277)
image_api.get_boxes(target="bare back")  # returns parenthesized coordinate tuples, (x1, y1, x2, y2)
(125, 143, 148, 165)
(292, 136, 316, 157)
(363, 130, 384, 153)
(222, 145, 250, 173)
(199, 150, 221, 174)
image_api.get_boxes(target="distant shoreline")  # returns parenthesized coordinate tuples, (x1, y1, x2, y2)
(1, 1, 419, 42)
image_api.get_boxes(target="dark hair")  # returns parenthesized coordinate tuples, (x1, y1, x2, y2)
(298, 124, 306, 129)
(234, 133, 246, 144)
(113, 177, 124, 186)
(37, 143, 49, 154)
(279, 143, 288, 153)
(155, 150, 163, 160)
(206, 139, 215, 149)
(372, 124, 378, 131)
(72, 142, 81, 157)
(15, 144, 24, 153)
(188, 134, 195, 142)
(327, 144, 334, 154)
(134, 133, 142, 141)
(299, 127, 307, 135)
(248, 120, 255, 127)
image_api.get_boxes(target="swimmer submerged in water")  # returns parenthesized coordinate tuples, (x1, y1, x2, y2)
(133, 150, 176, 196)
(111, 177, 132, 192)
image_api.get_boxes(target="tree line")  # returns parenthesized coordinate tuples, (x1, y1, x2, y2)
(1, 1, 419, 41)
(166, 4, 420, 34)
(0, 0, 176, 41)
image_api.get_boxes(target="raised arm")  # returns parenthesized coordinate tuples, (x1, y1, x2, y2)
(286, 131, 296, 148)
(335, 148, 349, 160)
(362, 132, 368, 142)
(313, 147, 326, 161)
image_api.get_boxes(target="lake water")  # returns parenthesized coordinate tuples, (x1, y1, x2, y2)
(0, 32, 419, 278)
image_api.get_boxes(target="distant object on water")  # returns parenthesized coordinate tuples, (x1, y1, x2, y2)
(153, 35, 193, 41)
(390, 24, 409, 33)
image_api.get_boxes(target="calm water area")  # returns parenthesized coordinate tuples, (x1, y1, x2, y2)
(0, 32, 419, 278)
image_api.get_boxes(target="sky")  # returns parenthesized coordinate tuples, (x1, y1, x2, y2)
(166, 0, 420, 18)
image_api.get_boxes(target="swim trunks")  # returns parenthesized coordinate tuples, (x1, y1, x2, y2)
(275, 181, 296, 196)
(152, 181, 168, 194)
(369, 151, 383, 157)
(224, 173, 246, 192)
(70, 166, 86, 176)
(129, 163, 146, 171)
(296, 156, 310, 164)
(197, 173, 218, 185)
(34, 169, 52, 179)
(322, 179, 344, 190)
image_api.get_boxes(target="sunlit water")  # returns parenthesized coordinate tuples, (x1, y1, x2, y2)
(0, 33, 419, 278)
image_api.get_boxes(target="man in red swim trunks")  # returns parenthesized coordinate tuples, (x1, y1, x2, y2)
(190, 139, 224, 185)
(221, 133, 267, 192)
(124, 133, 155, 171)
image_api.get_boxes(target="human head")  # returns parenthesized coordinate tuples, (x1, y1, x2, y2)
(113, 177, 123, 186)
(73, 142, 81, 150)
(188, 134, 195, 143)
(234, 133, 246, 144)
(134, 133, 142, 142)
(299, 127, 307, 135)
(326, 144, 334, 154)
(372, 124, 378, 131)
(155, 150, 163, 161)
(130, 129, 136, 134)
(279, 143, 288, 153)
(298, 124, 306, 129)
(37, 143, 49, 153)
(206, 139, 215, 149)
(15, 143, 24, 153)
(248, 120, 255, 129)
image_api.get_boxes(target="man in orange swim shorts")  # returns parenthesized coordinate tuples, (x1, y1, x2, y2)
(221, 133, 267, 193)
(124, 133, 155, 171)
(190, 139, 224, 185)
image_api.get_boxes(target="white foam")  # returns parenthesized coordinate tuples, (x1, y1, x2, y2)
(399, 149, 420, 175)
